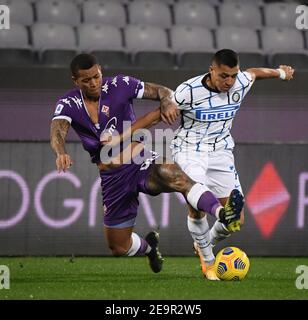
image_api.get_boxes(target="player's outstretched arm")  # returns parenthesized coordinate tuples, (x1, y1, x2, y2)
(246, 65, 294, 82)
(142, 82, 179, 125)
(50, 119, 73, 173)
(131, 107, 161, 132)
(104, 108, 161, 147)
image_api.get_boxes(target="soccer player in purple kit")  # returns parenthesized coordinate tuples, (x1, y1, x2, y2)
(50, 54, 244, 280)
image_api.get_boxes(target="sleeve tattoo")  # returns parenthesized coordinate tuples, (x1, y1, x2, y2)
(50, 119, 70, 156)
(143, 82, 173, 101)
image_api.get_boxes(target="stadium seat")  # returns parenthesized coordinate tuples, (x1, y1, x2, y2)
(32, 23, 77, 51)
(78, 24, 123, 52)
(219, 2, 262, 28)
(216, 27, 260, 53)
(82, 1, 126, 28)
(0, 48, 35, 67)
(2, 0, 34, 26)
(174, 1, 217, 28)
(170, 25, 215, 54)
(36, 0, 81, 26)
(98, 0, 130, 4)
(264, 3, 298, 27)
(0, 23, 33, 66)
(91, 50, 132, 69)
(179, 52, 214, 70)
(133, 52, 175, 69)
(177, 0, 220, 6)
(40, 49, 77, 67)
(32, 23, 77, 66)
(222, 0, 264, 6)
(34, 0, 83, 3)
(156, 0, 175, 5)
(35, 0, 85, 3)
(128, 0, 172, 28)
(0, 24, 29, 49)
(270, 53, 308, 70)
(125, 25, 172, 69)
(238, 53, 267, 69)
(124, 25, 169, 53)
(262, 27, 305, 54)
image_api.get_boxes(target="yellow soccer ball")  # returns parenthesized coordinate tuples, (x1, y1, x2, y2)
(215, 247, 250, 281)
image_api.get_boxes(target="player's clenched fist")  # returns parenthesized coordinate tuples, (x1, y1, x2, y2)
(279, 65, 294, 81)
(56, 153, 73, 173)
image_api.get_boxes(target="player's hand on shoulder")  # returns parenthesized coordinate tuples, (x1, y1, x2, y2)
(160, 98, 180, 125)
(56, 153, 73, 173)
(279, 65, 294, 81)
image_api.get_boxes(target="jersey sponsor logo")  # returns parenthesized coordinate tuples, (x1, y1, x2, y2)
(54, 104, 64, 115)
(232, 91, 241, 103)
(100, 117, 118, 142)
(195, 105, 240, 121)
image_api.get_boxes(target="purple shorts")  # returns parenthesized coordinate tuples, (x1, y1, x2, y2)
(100, 151, 160, 227)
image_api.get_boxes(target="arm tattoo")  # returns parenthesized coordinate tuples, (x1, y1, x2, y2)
(50, 119, 70, 156)
(143, 82, 173, 101)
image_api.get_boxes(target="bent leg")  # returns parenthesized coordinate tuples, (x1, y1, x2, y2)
(104, 226, 133, 256)
(146, 163, 219, 270)
(146, 163, 223, 218)
(104, 226, 150, 256)
(104, 225, 163, 273)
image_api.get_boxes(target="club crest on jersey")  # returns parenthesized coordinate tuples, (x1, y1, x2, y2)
(101, 105, 110, 117)
(232, 91, 241, 103)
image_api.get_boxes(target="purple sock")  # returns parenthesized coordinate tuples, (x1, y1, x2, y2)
(136, 237, 150, 256)
(197, 191, 221, 217)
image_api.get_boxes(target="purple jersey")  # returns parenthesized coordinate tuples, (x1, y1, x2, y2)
(52, 75, 144, 164)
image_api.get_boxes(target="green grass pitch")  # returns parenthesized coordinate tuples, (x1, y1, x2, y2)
(0, 257, 307, 300)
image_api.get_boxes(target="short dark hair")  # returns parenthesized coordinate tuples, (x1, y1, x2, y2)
(212, 49, 239, 68)
(70, 53, 98, 77)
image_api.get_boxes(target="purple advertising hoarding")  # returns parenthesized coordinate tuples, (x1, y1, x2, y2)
(0, 88, 308, 143)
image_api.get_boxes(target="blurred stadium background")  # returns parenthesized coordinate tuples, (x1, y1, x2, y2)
(0, 0, 308, 259)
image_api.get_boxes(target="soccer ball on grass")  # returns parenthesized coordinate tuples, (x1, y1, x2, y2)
(214, 247, 250, 281)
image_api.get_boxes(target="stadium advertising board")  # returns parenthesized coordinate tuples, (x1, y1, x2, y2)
(1, 142, 307, 256)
